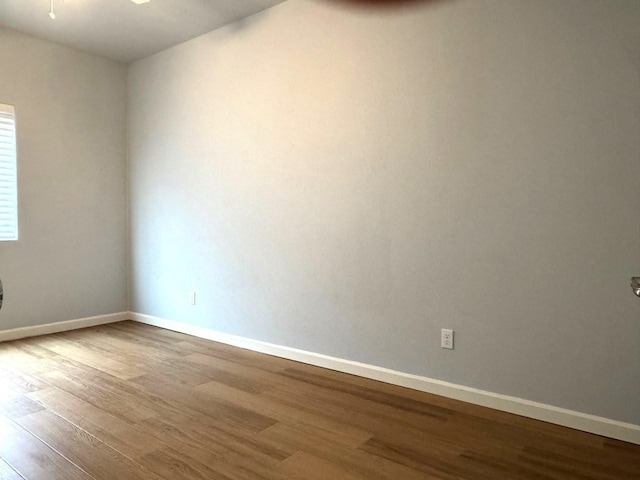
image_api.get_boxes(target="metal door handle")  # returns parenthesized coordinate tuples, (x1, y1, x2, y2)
(632, 277, 640, 297)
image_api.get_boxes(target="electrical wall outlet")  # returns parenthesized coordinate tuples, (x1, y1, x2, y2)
(189, 291, 196, 305)
(441, 329, 454, 350)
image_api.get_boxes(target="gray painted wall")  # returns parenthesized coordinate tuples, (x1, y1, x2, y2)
(129, 0, 640, 424)
(0, 27, 128, 327)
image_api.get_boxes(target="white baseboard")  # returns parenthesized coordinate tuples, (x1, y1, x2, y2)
(130, 312, 640, 445)
(4, 311, 635, 444)
(0, 312, 130, 343)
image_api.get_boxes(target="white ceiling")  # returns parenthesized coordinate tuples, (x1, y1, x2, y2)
(0, 0, 287, 63)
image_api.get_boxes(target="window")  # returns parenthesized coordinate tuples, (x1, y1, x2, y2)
(0, 103, 18, 241)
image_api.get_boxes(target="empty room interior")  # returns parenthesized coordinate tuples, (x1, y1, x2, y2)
(0, 0, 639, 478)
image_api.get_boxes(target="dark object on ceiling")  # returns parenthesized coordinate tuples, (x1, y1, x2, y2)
(321, 0, 447, 9)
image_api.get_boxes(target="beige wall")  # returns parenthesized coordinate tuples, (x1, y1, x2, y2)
(0, 27, 128, 326)
(129, 0, 640, 425)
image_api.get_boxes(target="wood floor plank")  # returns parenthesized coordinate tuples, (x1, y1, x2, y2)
(257, 423, 432, 480)
(0, 322, 637, 480)
(24, 388, 274, 480)
(0, 391, 45, 420)
(257, 416, 370, 450)
(39, 370, 156, 423)
(181, 353, 297, 389)
(38, 359, 208, 424)
(517, 446, 639, 480)
(32, 336, 146, 380)
(0, 458, 23, 480)
(110, 323, 294, 372)
(119, 414, 299, 480)
(130, 372, 278, 433)
(133, 424, 295, 480)
(279, 362, 608, 448)
(455, 450, 559, 480)
(139, 448, 231, 480)
(15, 410, 163, 480)
(277, 451, 365, 480)
(0, 345, 52, 376)
(98, 325, 196, 357)
(0, 414, 93, 480)
(0, 364, 49, 394)
(106, 323, 203, 352)
(359, 435, 477, 480)
(135, 411, 288, 469)
(280, 367, 454, 419)
(26, 388, 163, 459)
(261, 381, 449, 434)
(195, 379, 373, 444)
(32, 351, 274, 440)
(62, 327, 180, 363)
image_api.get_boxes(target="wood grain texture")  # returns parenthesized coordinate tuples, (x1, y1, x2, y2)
(0, 321, 637, 480)
(0, 458, 23, 480)
(0, 415, 92, 480)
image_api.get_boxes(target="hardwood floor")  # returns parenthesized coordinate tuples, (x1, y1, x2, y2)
(0, 321, 637, 480)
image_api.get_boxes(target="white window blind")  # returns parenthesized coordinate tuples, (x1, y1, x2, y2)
(0, 103, 18, 241)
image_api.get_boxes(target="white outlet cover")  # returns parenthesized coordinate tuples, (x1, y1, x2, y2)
(441, 329, 454, 350)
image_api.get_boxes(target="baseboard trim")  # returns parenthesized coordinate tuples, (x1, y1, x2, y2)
(129, 312, 638, 445)
(3, 311, 635, 444)
(0, 312, 130, 343)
